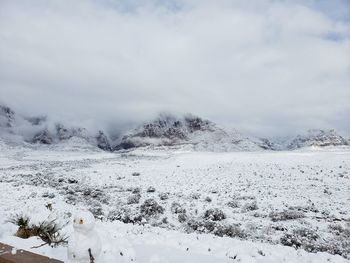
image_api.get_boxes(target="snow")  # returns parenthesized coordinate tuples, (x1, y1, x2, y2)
(0, 140, 349, 262)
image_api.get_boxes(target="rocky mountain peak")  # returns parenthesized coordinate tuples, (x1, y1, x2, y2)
(0, 104, 15, 128)
(288, 129, 348, 149)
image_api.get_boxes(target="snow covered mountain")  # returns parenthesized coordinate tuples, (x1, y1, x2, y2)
(1, 104, 349, 152)
(0, 104, 112, 151)
(287, 129, 349, 149)
(0, 105, 15, 128)
(115, 114, 264, 151)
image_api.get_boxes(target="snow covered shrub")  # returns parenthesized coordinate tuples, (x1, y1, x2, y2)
(269, 209, 305, 222)
(204, 208, 226, 221)
(190, 193, 200, 199)
(241, 201, 258, 212)
(328, 224, 350, 237)
(187, 219, 204, 232)
(68, 178, 78, 184)
(147, 186, 156, 193)
(9, 214, 67, 246)
(178, 213, 188, 223)
(159, 192, 169, 200)
(31, 219, 68, 247)
(325, 224, 350, 259)
(234, 195, 256, 201)
(280, 228, 319, 251)
(107, 208, 142, 224)
(42, 192, 55, 198)
(214, 224, 247, 238)
(140, 199, 164, 216)
(205, 196, 212, 202)
(132, 187, 141, 194)
(89, 202, 104, 218)
(127, 193, 141, 204)
(170, 202, 186, 214)
(227, 200, 239, 208)
(82, 187, 109, 204)
(203, 220, 217, 232)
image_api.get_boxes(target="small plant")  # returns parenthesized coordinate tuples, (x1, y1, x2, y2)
(241, 201, 258, 212)
(159, 192, 169, 200)
(280, 228, 319, 251)
(140, 199, 164, 216)
(31, 219, 68, 247)
(127, 193, 141, 204)
(107, 207, 143, 224)
(147, 186, 156, 193)
(269, 209, 305, 222)
(227, 200, 239, 208)
(171, 202, 186, 214)
(8, 214, 67, 247)
(214, 224, 247, 238)
(204, 208, 226, 221)
(9, 214, 31, 238)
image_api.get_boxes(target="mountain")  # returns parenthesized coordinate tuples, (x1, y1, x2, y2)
(1, 104, 349, 152)
(0, 105, 15, 128)
(287, 129, 349, 149)
(0, 104, 111, 151)
(115, 114, 264, 151)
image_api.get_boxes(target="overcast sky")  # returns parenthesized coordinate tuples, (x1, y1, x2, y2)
(1, 0, 349, 137)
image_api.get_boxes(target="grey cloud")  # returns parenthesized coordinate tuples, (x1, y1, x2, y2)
(0, 0, 349, 137)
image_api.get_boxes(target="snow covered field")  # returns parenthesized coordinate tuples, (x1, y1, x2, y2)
(0, 141, 349, 262)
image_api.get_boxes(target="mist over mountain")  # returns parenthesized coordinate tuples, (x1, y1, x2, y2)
(1, 103, 348, 152)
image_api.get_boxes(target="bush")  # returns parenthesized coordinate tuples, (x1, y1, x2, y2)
(205, 197, 212, 202)
(187, 219, 204, 232)
(227, 200, 239, 208)
(171, 202, 186, 214)
(178, 213, 188, 223)
(241, 201, 258, 212)
(88, 203, 104, 218)
(159, 192, 169, 200)
(31, 219, 68, 246)
(107, 208, 142, 224)
(281, 226, 350, 259)
(9, 214, 67, 247)
(132, 187, 141, 194)
(147, 186, 156, 193)
(204, 208, 226, 221)
(127, 193, 141, 204)
(140, 199, 164, 216)
(214, 224, 247, 238)
(269, 209, 305, 222)
(280, 228, 319, 251)
(9, 214, 31, 238)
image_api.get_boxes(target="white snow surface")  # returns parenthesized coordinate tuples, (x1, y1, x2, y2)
(0, 140, 349, 262)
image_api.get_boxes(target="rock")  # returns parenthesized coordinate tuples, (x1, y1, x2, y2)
(31, 129, 53, 144)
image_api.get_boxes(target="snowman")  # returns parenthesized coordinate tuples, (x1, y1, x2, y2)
(67, 211, 102, 263)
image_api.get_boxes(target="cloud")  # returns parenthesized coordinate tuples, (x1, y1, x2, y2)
(0, 0, 349, 137)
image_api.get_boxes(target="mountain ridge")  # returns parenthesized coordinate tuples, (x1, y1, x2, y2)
(0, 104, 348, 152)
